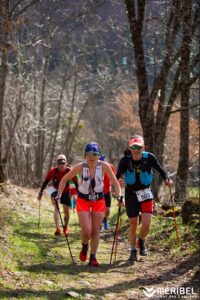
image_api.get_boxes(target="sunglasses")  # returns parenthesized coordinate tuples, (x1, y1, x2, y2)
(86, 152, 98, 156)
(130, 145, 142, 150)
(57, 160, 66, 165)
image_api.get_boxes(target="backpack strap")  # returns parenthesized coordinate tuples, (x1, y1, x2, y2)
(141, 151, 149, 171)
(142, 151, 149, 159)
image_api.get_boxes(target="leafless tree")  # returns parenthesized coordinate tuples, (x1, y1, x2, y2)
(124, 0, 199, 165)
(0, 0, 40, 182)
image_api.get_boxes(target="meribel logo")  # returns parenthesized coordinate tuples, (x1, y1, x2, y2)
(143, 287, 156, 297)
(142, 286, 197, 298)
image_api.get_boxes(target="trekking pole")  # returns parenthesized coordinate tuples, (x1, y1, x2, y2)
(168, 185, 180, 241)
(114, 207, 122, 262)
(55, 198, 75, 264)
(110, 196, 123, 265)
(38, 200, 41, 229)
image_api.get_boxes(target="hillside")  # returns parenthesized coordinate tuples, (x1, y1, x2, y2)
(0, 183, 199, 299)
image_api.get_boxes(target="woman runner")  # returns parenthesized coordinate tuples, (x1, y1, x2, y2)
(57, 142, 122, 266)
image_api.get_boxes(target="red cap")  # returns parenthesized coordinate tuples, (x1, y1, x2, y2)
(129, 137, 144, 147)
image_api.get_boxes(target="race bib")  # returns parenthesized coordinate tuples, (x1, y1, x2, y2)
(88, 193, 99, 201)
(136, 187, 153, 202)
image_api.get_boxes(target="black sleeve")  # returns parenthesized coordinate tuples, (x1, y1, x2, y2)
(39, 179, 49, 194)
(116, 157, 127, 179)
(148, 153, 168, 180)
(73, 178, 79, 192)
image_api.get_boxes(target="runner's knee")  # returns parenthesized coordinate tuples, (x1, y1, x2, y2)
(81, 231, 91, 240)
(91, 227, 101, 235)
(141, 222, 151, 231)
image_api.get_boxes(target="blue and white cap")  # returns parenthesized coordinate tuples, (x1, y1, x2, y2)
(84, 142, 101, 155)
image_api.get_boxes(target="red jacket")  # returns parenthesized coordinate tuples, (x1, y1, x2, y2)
(45, 167, 77, 193)
(103, 164, 116, 194)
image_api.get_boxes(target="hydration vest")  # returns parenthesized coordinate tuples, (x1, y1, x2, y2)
(78, 161, 103, 195)
(124, 151, 153, 186)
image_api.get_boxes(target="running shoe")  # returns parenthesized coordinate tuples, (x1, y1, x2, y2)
(63, 226, 69, 235)
(138, 238, 148, 256)
(128, 249, 137, 262)
(54, 227, 61, 236)
(79, 244, 88, 262)
(89, 257, 100, 267)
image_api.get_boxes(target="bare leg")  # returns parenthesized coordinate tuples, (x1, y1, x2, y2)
(105, 207, 110, 218)
(128, 216, 139, 248)
(90, 212, 104, 254)
(78, 211, 92, 244)
(62, 204, 70, 226)
(52, 201, 59, 228)
(139, 213, 152, 240)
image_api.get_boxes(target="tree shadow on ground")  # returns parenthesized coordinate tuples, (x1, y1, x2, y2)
(13, 221, 81, 249)
(133, 249, 200, 293)
(12, 221, 83, 270)
(182, 268, 200, 294)
(19, 260, 117, 275)
(0, 278, 140, 300)
(2, 251, 199, 300)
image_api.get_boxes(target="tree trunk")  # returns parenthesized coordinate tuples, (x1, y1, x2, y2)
(175, 0, 192, 203)
(64, 74, 78, 156)
(65, 96, 90, 159)
(124, 1, 196, 178)
(48, 73, 67, 170)
(26, 131, 31, 185)
(35, 54, 49, 182)
(0, 0, 40, 183)
(0, 2, 10, 182)
(124, 0, 155, 152)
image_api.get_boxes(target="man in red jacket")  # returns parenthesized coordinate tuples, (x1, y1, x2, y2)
(37, 154, 78, 236)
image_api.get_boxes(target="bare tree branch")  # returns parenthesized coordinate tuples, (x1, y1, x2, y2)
(12, 0, 40, 19)
(186, 73, 200, 88)
(170, 104, 199, 114)
(9, 0, 24, 16)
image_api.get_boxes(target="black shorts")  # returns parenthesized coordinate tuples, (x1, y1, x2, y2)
(104, 192, 112, 208)
(125, 190, 154, 218)
(51, 191, 71, 206)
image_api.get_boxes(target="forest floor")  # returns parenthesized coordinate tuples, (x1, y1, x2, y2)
(0, 183, 199, 300)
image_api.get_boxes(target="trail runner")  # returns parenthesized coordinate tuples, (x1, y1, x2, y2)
(57, 142, 122, 266)
(37, 154, 78, 236)
(116, 135, 171, 262)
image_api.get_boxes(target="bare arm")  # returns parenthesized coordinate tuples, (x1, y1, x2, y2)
(102, 162, 121, 198)
(57, 163, 82, 198)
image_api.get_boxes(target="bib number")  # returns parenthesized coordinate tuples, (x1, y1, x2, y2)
(136, 187, 153, 202)
(88, 193, 98, 201)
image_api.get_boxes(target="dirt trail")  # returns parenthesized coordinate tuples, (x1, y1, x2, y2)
(0, 185, 199, 299)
